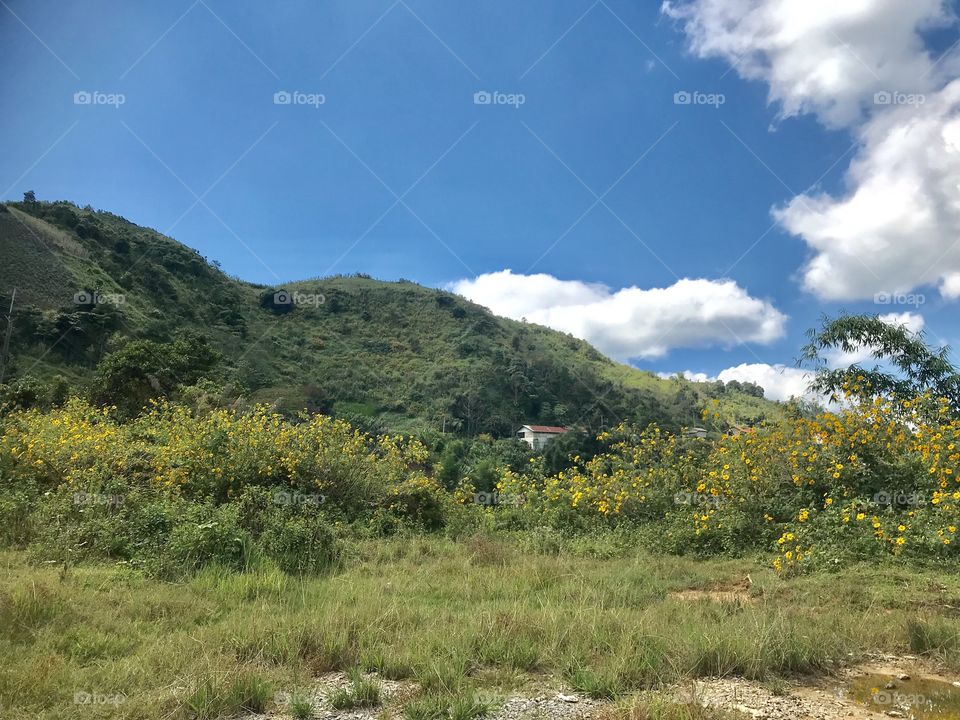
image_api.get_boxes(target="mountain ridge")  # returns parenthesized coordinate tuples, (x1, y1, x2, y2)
(0, 198, 782, 435)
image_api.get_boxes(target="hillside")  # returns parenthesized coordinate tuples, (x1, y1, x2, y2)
(0, 199, 783, 435)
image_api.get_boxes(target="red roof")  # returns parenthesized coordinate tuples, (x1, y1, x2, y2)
(522, 425, 569, 434)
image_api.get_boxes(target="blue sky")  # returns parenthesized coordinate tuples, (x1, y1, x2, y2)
(2, 0, 960, 399)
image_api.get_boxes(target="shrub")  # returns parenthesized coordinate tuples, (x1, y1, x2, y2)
(166, 504, 252, 574)
(389, 476, 449, 530)
(497, 394, 960, 570)
(259, 511, 339, 574)
(0, 489, 36, 547)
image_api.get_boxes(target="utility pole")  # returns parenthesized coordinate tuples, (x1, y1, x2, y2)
(0, 289, 15, 386)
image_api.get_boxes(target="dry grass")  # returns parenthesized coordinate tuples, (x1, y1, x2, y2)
(1, 537, 959, 718)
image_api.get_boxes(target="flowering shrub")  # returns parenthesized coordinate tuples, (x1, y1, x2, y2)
(496, 395, 960, 571)
(3, 394, 960, 573)
(0, 399, 438, 574)
(0, 399, 429, 511)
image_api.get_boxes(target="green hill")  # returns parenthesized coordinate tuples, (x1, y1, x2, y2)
(0, 199, 783, 435)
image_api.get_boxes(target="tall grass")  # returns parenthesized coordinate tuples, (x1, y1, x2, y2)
(1, 539, 959, 718)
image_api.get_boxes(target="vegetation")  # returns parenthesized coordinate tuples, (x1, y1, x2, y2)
(328, 669, 381, 710)
(5, 199, 960, 719)
(803, 313, 960, 409)
(2, 378, 959, 576)
(0, 199, 781, 436)
(1, 540, 959, 719)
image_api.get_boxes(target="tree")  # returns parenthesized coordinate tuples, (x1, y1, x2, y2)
(543, 429, 605, 476)
(801, 314, 960, 410)
(506, 357, 531, 405)
(259, 288, 294, 315)
(93, 334, 221, 415)
(22, 190, 36, 205)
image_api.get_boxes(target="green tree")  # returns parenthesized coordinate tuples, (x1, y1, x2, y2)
(93, 334, 221, 415)
(801, 314, 960, 410)
(543, 429, 605, 476)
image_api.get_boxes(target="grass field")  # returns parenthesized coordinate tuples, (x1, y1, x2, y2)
(3, 535, 959, 719)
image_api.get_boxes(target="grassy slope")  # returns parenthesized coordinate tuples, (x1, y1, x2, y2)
(2, 538, 957, 719)
(0, 201, 784, 433)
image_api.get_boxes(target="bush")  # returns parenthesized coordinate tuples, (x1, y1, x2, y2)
(4, 393, 960, 573)
(166, 504, 252, 574)
(497, 394, 960, 570)
(389, 476, 449, 530)
(0, 489, 36, 547)
(260, 511, 339, 574)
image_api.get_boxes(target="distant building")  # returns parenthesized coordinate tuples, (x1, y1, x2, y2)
(682, 426, 708, 439)
(517, 424, 569, 450)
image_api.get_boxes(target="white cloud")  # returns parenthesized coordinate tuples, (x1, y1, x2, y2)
(450, 270, 786, 361)
(663, 364, 815, 402)
(664, 0, 960, 302)
(716, 363, 814, 402)
(941, 272, 960, 299)
(778, 82, 960, 300)
(662, 0, 953, 128)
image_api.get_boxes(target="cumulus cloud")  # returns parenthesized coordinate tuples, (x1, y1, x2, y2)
(662, 0, 952, 128)
(661, 364, 815, 402)
(778, 83, 960, 299)
(449, 270, 786, 361)
(664, 0, 960, 302)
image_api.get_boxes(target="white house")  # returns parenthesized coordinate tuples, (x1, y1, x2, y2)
(517, 424, 569, 450)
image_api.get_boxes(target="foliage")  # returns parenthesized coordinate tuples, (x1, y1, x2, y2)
(0, 374, 69, 413)
(802, 314, 960, 410)
(497, 392, 960, 571)
(4, 389, 960, 573)
(92, 334, 221, 416)
(0, 399, 438, 575)
(1, 200, 782, 435)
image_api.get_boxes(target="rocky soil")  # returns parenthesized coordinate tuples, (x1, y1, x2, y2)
(249, 655, 960, 720)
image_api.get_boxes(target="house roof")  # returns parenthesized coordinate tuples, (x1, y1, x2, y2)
(520, 425, 569, 434)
